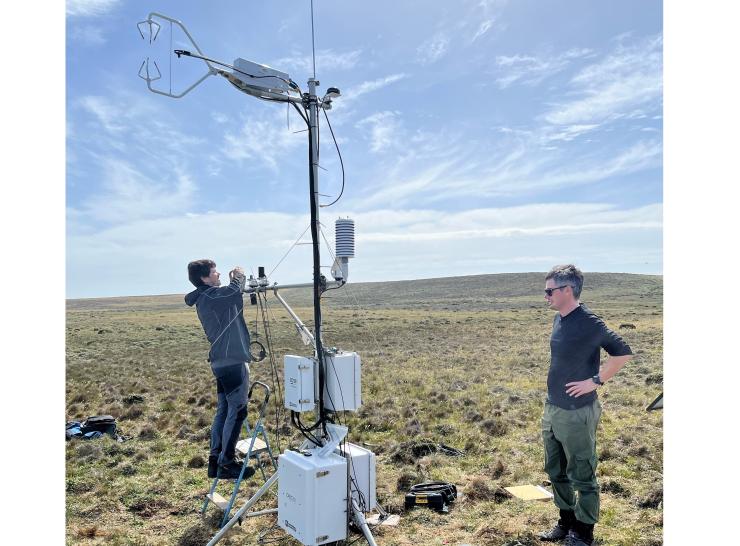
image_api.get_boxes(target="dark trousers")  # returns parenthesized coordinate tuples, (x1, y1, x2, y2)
(542, 399, 602, 525)
(210, 363, 249, 466)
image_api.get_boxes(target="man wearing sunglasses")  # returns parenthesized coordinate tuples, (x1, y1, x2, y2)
(539, 265, 633, 546)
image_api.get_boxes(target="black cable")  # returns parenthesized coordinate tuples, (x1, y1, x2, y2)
(320, 283, 345, 297)
(291, 102, 309, 126)
(292, 411, 322, 445)
(226, 84, 297, 103)
(173, 49, 301, 92)
(320, 107, 345, 207)
(257, 292, 285, 452)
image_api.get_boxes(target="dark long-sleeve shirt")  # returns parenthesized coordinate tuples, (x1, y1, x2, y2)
(548, 303, 632, 409)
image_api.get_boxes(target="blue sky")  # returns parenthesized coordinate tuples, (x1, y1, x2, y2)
(66, 0, 663, 298)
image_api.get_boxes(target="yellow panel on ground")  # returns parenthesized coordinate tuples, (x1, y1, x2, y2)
(504, 485, 554, 501)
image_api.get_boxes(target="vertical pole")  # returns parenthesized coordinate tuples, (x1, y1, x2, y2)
(307, 78, 326, 429)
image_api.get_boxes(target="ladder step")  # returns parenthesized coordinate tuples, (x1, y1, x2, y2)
(207, 492, 230, 510)
(236, 438, 267, 455)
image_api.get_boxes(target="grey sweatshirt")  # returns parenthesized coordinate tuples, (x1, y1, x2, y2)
(184, 275, 252, 368)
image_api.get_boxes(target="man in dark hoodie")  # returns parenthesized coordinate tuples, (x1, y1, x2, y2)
(185, 259, 255, 481)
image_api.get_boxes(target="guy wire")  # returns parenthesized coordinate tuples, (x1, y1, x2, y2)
(268, 224, 311, 278)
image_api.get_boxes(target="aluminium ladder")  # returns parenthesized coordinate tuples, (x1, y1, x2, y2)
(201, 381, 278, 527)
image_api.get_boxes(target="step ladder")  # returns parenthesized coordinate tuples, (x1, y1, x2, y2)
(202, 381, 277, 527)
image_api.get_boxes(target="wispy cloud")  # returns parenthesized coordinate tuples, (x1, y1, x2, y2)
(544, 35, 662, 125)
(211, 112, 229, 124)
(349, 131, 660, 209)
(347, 158, 461, 209)
(416, 34, 450, 65)
(330, 74, 408, 120)
(72, 91, 205, 166)
(539, 124, 600, 143)
(346, 74, 407, 100)
(355, 111, 403, 153)
(353, 202, 661, 242)
(433, 139, 662, 200)
(270, 49, 363, 75)
(471, 19, 495, 42)
(67, 201, 661, 297)
(78, 96, 126, 132)
(494, 48, 593, 89)
(221, 109, 305, 170)
(69, 25, 106, 45)
(67, 0, 120, 17)
(72, 158, 196, 225)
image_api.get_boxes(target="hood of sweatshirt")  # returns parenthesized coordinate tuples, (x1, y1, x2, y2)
(184, 286, 207, 307)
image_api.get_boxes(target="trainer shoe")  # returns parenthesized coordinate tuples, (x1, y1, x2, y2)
(217, 461, 256, 480)
(207, 456, 219, 479)
(539, 523, 570, 541)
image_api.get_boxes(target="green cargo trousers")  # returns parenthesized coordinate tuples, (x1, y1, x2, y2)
(542, 399, 602, 525)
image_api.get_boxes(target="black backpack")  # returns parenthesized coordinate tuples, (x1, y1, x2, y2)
(81, 415, 117, 437)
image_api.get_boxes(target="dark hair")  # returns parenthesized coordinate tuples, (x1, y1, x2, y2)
(188, 259, 216, 287)
(545, 264, 584, 299)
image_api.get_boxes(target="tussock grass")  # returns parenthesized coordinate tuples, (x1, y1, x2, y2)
(66, 273, 662, 545)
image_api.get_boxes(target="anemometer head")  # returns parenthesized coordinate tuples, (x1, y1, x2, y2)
(137, 13, 217, 98)
(137, 12, 302, 103)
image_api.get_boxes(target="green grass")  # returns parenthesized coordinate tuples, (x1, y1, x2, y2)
(66, 272, 662, 545)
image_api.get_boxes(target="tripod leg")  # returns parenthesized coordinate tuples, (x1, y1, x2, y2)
(206, 471, 279, 546)
(352, 499, 378, 546)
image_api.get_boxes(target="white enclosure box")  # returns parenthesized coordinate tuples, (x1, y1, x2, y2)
(278, 449, 348, 545)
(339, 443, 376, 511)
(232, 58, 293, 94)
(284, 355, 315, 412)
(323, 351, 361, 411)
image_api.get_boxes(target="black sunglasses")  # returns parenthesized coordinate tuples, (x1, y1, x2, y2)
(544, 285, 570, 296)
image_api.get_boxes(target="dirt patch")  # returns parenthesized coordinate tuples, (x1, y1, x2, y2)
(638, 488, 663, 509)
(388, 440, 462, 464)
(178, 524, 216, 546)
(388, 440, 438, 464)
(128, 497, 172, 518)
(123, 394, 145, 404)
(480, 418, 509, 436)
(138, 425, 158, 439)
(488, 459, 507, 479)
(600, 479, 631, 497)
(188, 455, 206, 469)
(75, 526, 108, 539)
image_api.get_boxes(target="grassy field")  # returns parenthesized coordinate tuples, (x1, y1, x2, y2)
(66, 273, 663, 546)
